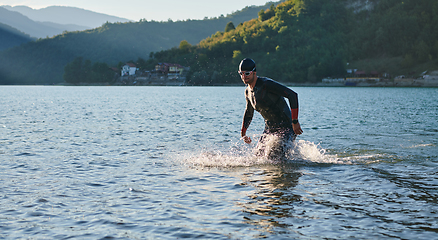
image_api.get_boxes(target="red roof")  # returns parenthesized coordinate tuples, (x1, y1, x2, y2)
(126, 63, 136, 67)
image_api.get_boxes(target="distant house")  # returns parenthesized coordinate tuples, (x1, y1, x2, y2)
(155, 63, 170, 73)
(169, 64, 183, 73)
(155, 63, 186, 79)
(168, 63, 185, 80)
(121, 63, 138, 76)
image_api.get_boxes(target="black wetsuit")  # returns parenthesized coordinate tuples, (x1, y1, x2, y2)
(241, 77, 299, 141)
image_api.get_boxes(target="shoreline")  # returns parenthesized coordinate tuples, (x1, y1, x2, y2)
(3, 83, 437, 87)
(3, 78, 438, 88)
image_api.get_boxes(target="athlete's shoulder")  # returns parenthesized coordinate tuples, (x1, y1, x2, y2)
(255, 76, 272, 86)
(260, 77, 285, 87)
(257, 76, 271, 82)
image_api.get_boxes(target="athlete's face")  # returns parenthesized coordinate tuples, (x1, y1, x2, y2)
(239, 70, 256, 85)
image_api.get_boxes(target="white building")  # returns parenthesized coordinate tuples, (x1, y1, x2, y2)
(121, 63, 138, 76)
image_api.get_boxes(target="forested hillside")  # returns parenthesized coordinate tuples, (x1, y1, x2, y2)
(148, 0, 438, 85)
(0, 23, 34, 51)
(0, 2, 283, 85)
(1, 0, 437, 85)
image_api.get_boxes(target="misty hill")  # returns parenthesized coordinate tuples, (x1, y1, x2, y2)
(2, 5, 133, 29)
(0, 7, 90, 38)
(0, 22, 34, 51)
(0, 1, 284, 84)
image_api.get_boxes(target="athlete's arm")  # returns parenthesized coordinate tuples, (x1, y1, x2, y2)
(264, 79, 299, 117)
(265, 79, 303, 135)
(241, 91, 254, 143)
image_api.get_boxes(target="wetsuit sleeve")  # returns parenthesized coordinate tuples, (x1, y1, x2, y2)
(265, 80, 299, 119)
(241, 90, 254, 137)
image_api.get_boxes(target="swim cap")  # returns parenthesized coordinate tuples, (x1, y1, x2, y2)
(239, 58, 256, 72)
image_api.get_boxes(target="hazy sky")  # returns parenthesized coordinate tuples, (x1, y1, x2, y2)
(0, 0, 274, 21)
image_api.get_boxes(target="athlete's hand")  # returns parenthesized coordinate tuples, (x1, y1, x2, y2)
(242, 135, 252, 144)
(293, 122, 303, 135)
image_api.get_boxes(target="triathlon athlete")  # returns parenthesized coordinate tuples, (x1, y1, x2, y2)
(239, 58, 303, 155)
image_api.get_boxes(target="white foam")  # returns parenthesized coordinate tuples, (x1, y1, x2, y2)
(404, 143, 435, 149)
(182, 137, 356, 168)
(184, 150, 271, 168)
(293, 140, 339, 163)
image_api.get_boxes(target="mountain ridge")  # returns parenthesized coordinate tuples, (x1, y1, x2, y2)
(0, 7, 91, 38)
(1, 5, 132, 29)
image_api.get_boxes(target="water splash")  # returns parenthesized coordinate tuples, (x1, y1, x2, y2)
(182, 136, 354, 168)
(183, 150, 270, 168)
(293, 140, 342, 164)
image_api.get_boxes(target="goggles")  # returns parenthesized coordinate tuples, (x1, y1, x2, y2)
(238, 67, 255, 76)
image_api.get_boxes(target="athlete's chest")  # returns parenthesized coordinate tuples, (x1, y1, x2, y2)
(247, 85, 276, 111)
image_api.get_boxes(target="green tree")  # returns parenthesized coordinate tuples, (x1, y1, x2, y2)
(64, 57, 114, 84)
(136, 57, 148, 70)
(91, 62, 112, 83)
(225, 22, 235, 32)
(190, 70, 209, 85)
(258, 4, 275, 21)
(83, 59, 92, 82)
(232, 50, 244, 66)
(63, 57, 83, 85)
(413, 40, 431, 63)
(179, 40, 192, 52)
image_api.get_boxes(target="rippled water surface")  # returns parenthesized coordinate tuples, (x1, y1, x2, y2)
(1, 86, 437, 239)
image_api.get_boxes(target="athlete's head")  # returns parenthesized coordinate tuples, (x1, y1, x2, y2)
(238, 58, 257, 85)
(239, 58, 256, 73)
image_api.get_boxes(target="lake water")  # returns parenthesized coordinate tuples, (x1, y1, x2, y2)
(1, 86, 437, 239)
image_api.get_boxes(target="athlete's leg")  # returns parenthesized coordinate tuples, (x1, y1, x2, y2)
(255, 127, 269, 157)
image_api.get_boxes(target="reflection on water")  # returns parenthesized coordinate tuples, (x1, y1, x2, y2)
(240, 165, 302, 232)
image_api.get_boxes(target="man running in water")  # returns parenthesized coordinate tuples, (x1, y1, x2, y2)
(239, 58, 303, 156)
